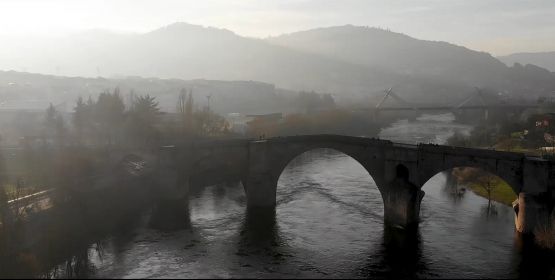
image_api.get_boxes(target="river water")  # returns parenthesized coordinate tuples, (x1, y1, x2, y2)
(49, 113, 553, 278)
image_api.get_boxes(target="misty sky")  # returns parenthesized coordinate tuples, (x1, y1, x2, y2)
(1, 0, 555, 55)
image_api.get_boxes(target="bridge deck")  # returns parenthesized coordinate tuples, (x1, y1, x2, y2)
(181, 134, 540, 162)
(370, 105, 538, 111)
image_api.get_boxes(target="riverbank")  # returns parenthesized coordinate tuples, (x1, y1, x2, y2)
(467, 181, 517, 206)
(451, 167, 517, 206)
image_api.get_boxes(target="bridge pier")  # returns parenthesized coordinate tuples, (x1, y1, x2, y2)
(243, 176, 278, 209)
(514, 160, 553, 234)
(382, 164, 424, 229)
(243, 140, 279, 209)
(149, 159, 192, 230)
(514, 192, 552, 234)
(149, 196, 191, 230)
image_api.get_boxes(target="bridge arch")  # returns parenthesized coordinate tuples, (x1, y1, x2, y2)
(418, 161, 522, 195)
(419, 166, 519, 206)
(242, 136, 392, 210)
(265, 139, 387, 191)
(275, 147, 382, 189)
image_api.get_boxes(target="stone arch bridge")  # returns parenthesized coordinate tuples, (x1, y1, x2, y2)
(157, 135, 555, 234)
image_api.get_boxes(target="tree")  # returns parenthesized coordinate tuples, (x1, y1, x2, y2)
(94, 89, 125, 146)
(73, 97, 87, 143)
(126, 89, 137, 111)
(132, 95, 160, 124)
(72, 96, 98, 145)
(177, 89, 194, 137)
(477, 172, 498, 215)
(44, 103, 66, 147)
(177, 89, 186, 114)
(193, 107, 230, 137)
(297, 91, 336, 113)
(44, 103, 57, 134)
(186, 92, 193, 118)
(128, 94, 161, 146)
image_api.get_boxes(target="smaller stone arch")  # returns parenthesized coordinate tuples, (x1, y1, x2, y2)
(417, 165, 524, 237)
(418, 161, 522, 196)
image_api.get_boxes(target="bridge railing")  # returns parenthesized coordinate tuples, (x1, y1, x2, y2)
(417, 143, 530, 160)
(169, 134, 549, 162)
(392, 142, 419, 149)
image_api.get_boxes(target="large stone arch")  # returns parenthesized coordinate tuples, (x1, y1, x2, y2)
(242, 135, 392, 209)
(266, 138, 387, 189)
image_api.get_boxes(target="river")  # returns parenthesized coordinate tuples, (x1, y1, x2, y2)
(48, 113, 553, 278)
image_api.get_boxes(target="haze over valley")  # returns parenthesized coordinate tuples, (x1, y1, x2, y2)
(2, 22, 555, 111)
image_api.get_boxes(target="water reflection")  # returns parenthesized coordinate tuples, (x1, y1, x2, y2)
(481, 203, 499, 217)
(443, 171, 466, 204)
(45, 245, 98, 278)
(236, 207, 288, 257)
(148, 198, 191, 230)
(511, 234, 555, 279)
(359, 226, 429, 279)
(44, 210, 147, 278)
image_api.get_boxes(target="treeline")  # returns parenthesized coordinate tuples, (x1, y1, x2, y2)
(1, 87, 233, 199)
(43, 87, 231, 149)
(0, 87, 236, 276)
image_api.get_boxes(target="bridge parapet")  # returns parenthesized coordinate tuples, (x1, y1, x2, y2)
(418, 143, 526, 161)
(191, 138, 251, 148)
(263, 134, 394, 147)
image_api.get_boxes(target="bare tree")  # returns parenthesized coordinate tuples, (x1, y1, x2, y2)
(477, 172, 498, 215)
(177, 89, 195, 138)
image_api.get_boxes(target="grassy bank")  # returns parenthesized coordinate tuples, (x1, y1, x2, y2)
(467, 180, 517, 206)
(451, 167, 517, 206)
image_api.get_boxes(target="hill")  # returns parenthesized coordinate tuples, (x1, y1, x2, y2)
(268, 25, 555, 99)
(1, 23, 554, 103)
(0, 23, 401, 100)
(498, 52, 555, 72)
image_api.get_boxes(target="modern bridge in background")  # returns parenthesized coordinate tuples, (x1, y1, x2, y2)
(369, 88, 539, 120)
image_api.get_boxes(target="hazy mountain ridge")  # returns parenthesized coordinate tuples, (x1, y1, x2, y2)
(268, 25, 554, 93)
(268, 25, 505, 77)
(498, 51, 555, 72)
(0, 22, 554, 104)
(0, 23, 404, 97)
